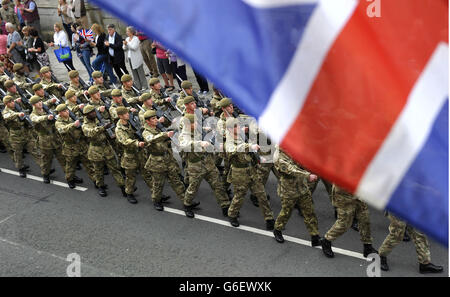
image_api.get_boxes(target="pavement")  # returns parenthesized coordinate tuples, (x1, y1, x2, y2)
(0, 48, 447, 277)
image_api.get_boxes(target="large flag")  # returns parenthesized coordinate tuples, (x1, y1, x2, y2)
(88, 0, 449, 245)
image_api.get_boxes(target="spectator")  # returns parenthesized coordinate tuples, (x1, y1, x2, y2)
(0, 28, 13, 72)
(104, 23, 128, 79)
(28, 28, 49, 67)
(166, 49, 187, 90)
(13, 0, 25, 30)
(72, 22, 93, 82)
(71, 0, 88, 31)
(137, 31, 158, 78)
(22, 0, 41, 37)
(123, 26, 146, 91)
(90, 23, 117, 84)
(21, 25, 33, 69)
(0, 0, 20, 30)
(6, 22, 28, 72)
(57, 0, 74, 44)
(152, 40, 174, 91)
(48, 22, 75, 72)
(193, 68, 210, 94)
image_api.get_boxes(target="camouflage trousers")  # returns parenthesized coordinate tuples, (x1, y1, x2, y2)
(275, 176, 319, 236)
(93, 157, 125, 188)
(308, 178, 333, 201)
(10, 137, 40, 170)
(256, 163, 273, 186)
(40, 148, 66, 176)
(184, 160, 230, 209)
(325, 195, 373, 244)
(140, 39, 159, 77)
(151, 163, 185, 203)
(378, 214, 431, 264)
(124, 167, 152, 195)
(227, 167, 274, 221)
(0, 124, 14, 159)
(65, 154, 96, 183)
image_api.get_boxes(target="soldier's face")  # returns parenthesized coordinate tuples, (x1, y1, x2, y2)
(92, 92, 100, 101)
(87, 111, 96, 120)
(7, 85, 17, 93)
(94, 77, 104, 84)
(69, 96, 77, 103)
(119, 113, 129, 121)
(0, 66, 4, 73)
(144, 98, 153, 107)
(36, 89, 44, 97)
(147, 116, 158, 126)
(59, 110, 69, 118)
(186, 88, 193, 95)
(43, 72, 51, 80)
(72, 76, 79, 84)
(124, 81, 133, 89)
(6, 101, 15, 109)
(185, 101, 196, 112)
(225, 105, 234, 114)
(113, 96, 122, 103)
(154, 82, 161, 90)
(35, 101, 43, 109)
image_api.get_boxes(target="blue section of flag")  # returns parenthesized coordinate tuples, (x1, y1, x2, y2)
(88, 0, 316, 117)
(387, 99, 449, 246)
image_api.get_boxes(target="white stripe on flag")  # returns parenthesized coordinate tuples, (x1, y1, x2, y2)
(356, 43, 449, 209)
(242, 0, 317, 8)
(258, 0, 358, 143)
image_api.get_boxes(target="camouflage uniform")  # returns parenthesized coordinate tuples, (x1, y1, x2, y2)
(210, 93, 223, 118)
(95, 83, 113, 98)
(30, 107, 66, 176)
(121, 86, 140, 105)
(179, 119, 230, 209)
(0, 6, 20, 28)
(143, 125, 185, 203)
(378, 213, 431, 264)
(324, 185, 373, 244)
(0, 73, 10, 89)
(115, 120, 152, 195)
(56, 116, 96, 183)
(216, 112, 231, 184)
(13, 74, 33, 94)
(82, 117, 125, 188)
(176, 90, 187, 112)
(0, 106, 14, 159)
(226, 134, 274, 221)
(67, 101, 83, 118)
(40, 77, 63, 98)
(138, 104, 153, 126)
(90, 98, 111, 121)
(150, 89, 170, 111)
(274, 148, 319, 236)
(69, 82, 88, 103)
(2, 106, 40, 169)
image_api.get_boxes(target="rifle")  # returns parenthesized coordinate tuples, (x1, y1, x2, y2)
(83, 93, 115, 139)
(52, 94, 82, 125)
(0, 88, 33, 127)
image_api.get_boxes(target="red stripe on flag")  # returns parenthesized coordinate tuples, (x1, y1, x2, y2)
(281, 0, 448, 192)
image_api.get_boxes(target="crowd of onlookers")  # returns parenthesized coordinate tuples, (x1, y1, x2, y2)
(0, 0, 211, 93)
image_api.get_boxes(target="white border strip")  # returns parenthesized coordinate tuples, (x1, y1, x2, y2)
(0, 168, 88, 191)
(356, 43, 449, 209)
(242, 0, 317, 9)
(164, 206, 367, 260)
(258, 0, 358, 143)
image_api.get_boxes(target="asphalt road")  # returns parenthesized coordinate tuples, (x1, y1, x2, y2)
(0, 151, 447, 277)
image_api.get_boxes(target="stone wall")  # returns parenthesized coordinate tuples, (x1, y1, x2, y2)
(36, 0, 127, 41)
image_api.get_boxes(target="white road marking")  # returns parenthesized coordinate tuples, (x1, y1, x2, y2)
(0, 168, 88, 192)
(0, 214, 16, 225)
(163, 207, 368, 261)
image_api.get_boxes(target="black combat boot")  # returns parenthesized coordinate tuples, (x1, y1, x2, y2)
(153, 201, 164, 211)
(162, 195, 171, 202)
(229, 216, 239, 227)
(351, 217, 359, 231)
(380, 256, 389, 271)
(273, 229, 284, 243)
(0, 143, 6, 153)
(419, 263, 444, 274)
(68, 180, 76, 189)
(403, 229, 411, 242)
(222, 207, 229, 217)
(22, 165, 30, 171)
(265, 219, 275, 231)
(49, 168, 55, 175)
(249, 194, 259, 207)
(190, 201, 200, 209)
(43, 175, 50, 184)
(120, 186, 127, 197)
(321, 238, 334, 258)
(104, 166, 109, 175)
(98, 186, 107, 197)
(94, 181, 99, 189)
(363, 244, 378, 258)
(184, 205, 194, 218)
(311, 235, 321, 247)
(19, 168, 27, 178)
(73, 176, 83, 184)
(127, 194, 138, 204)
(267, 195, 271, 201)
(334, 207, 338, 219)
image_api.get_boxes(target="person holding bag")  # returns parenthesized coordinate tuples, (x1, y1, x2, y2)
(49, 22, 75, 72)
(123, 26, 146, 91)
(27, 28, 49, 67)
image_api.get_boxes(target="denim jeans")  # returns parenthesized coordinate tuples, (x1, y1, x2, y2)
(92, 54, 117, 84)
(78, 50, 94, 82)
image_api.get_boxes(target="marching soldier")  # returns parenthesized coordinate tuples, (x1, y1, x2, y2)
(179, 112, 230, 218)
(82, 105, 126, 197)
(4, 80, 25, 110)
(378, 213, 443, 273)
(273, 147, 322, 247)
(225, 117, 275, 230)
(320, 185, 378, 258)
(142, 109, 184, 211)
(0, 102, 14, 158)
(88, 86, 111, 121)
(68, 70, 89, 103)
(109, 89, 129, 124)
(1, 95, 39, 177)
(32, 84, 59, 110)
(210, 85, 224, 118)
(12, 63, 33, 94)
(39, 67, 65, 98)
(29, 95, 66, 183)
(0, 62, 11, 89)
(177, 80, 193, 111)
(120, 74, 141, 105)
(65, 90, 85, 118)
(138, 93, 165, 127)
(92, 71, 113, 98)
(149, 78, 173, 111)
(55, 104, 95, 189)
(115, 106, 152, 204)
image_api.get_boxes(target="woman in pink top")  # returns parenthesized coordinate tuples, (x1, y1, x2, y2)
(152, 40, 174, 90)
(0, 31, 13, 72)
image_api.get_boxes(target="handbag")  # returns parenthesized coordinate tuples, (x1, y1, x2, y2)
(54, 43, 72, 62)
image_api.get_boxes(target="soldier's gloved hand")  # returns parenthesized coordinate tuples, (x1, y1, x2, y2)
(165, 97, 172, 102)
(202, 108, 208, 115)
(201, 141, 211, 148)
(138, 141, 145, 148)
(51, 98, 57, 104)
(99, 106, 106, 113)
(84, 90, 89, 96)
(130, 108, 137, 113)
(158, 117, 165, 123)
(19, 112, 25, 117)
(48, 114, 54, 121)
(308, 174, 318, 182)
(58, 84, 63, 89)
(250, 144, 260, 152)
(104, 122, 113, 129)
(74, 120, 80, 128)
(167, 131, 175, 138)
(15, 98, 22, 104)
(79, 104, 85, 110)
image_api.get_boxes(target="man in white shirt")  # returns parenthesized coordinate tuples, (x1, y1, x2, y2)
(104, 24, 128, 79)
